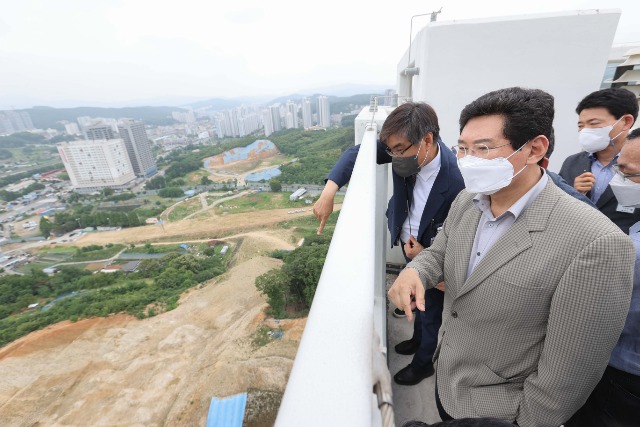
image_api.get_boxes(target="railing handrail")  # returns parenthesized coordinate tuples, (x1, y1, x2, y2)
(275, 125, 388, 426)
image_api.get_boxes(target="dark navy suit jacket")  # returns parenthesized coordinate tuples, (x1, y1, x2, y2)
(326, 138, 465, 248)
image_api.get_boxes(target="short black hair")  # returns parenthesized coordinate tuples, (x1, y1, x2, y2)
(459, 87, 554, 151)
(380, 102, 440, 146)
(628, 127, 640, 141)
(576, 88, 638, 122)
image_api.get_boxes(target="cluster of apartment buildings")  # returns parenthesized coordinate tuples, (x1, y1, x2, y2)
(57, 119, 157, 193)
(213, 95, 331, 138)
(0, 110, 35, 136)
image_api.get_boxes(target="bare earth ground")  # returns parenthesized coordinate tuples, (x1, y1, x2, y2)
(0, 220, 307, 426)
(73, 207, 314, 247)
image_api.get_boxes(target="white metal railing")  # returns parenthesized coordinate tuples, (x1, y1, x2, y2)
(275, 124, 391, 426)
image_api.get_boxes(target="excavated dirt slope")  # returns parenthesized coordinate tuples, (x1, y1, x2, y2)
(0, 229, 306, 426)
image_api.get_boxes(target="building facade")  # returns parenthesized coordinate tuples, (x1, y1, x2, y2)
(57, 139, 136, 192)
(0, 110, 35, 135)
(302, 98, 312, 128)
(317, 96, 330, 128)
(117, 120, 157, 177)
(83, 123, 115, 140)
(286, 100, 299, 129)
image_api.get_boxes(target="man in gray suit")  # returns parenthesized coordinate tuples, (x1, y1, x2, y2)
(388, 87, 634, 427)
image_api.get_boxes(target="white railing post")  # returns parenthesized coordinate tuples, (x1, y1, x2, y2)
(275, 124, 389, 426)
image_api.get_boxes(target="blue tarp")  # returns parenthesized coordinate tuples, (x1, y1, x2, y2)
(206, 393, 247, 427)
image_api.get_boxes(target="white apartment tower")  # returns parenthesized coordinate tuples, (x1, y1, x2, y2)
(286, 101, 299, 128)
(269, 105, 282, 132)
(317, 96, 330, 128)
(118, 120, 157, 177)
(57, 139, 136, 191)
(262, 109, 274, 137)
(64, 122, 81, 136)
(0, 110, 34, 135)
(302, 98, 312, 128)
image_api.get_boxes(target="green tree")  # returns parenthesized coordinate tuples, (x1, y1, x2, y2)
(102, 187, 114, 197)
(158, 187, 183, 198)
(269, 178, 282, 192)
(146, 175, 166, 190)
(39, 216, 53, 238)
(255, 269, 290, 316)
(200, 175, 212, 185)
(282, 244, 328, 307)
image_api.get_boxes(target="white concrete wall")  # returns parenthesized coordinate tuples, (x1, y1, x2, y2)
(397, 9, 621, 172)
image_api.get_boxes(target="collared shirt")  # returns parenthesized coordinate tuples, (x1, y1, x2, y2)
(400, 146, 442, 243)
(590, 153, 617, 204)
(467, 170, 549, 279)
(609, 221, 640, 376)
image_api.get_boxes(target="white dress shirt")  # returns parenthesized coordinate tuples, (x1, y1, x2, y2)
(400, 146, 442, 243)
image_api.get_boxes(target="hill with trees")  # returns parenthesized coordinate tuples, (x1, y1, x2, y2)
(21, 106, 184, 130)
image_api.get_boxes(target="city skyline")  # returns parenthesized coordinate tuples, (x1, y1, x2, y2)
(2, 0, 640, 109)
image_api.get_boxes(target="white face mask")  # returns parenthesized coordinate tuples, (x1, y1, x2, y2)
(578, 118, 623, 154)
(457, 144, 527, 195)
(609, 173, 640, 207)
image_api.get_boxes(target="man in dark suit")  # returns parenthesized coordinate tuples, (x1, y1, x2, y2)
(559, 87, 639, 233)
(313, 102, 465, 386)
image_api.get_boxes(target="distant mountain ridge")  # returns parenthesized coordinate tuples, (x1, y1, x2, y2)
(22, 106, 186, 130)
(17, 83, 392, 129)
(183, 83, 391, 110)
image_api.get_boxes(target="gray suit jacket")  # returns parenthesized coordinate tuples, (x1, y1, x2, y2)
(406, 179, 634, 427)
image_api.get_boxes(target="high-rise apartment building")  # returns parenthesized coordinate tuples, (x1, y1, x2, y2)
(262, 109, 274, 137)
(83, 123, 115, 140)
(238, 113, 260, 137)
(317, 96, 331, 128)
(0, 110, 35, 135)
(286, 101, 299, 128)
(269, 105, 282, 132)
(64, 122, 81, 136)
(383, 89, 397, 106)
(118, 120, 157, 177)
(302, 98, 312, 129)
(57, 139, 136, 192)
(172, 110, 196, 123)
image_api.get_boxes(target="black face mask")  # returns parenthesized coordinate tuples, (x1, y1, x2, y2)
(392, 155, 421, 177)
(391, 139, 428, 178)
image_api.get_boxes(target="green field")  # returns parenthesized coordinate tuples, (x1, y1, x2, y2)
(168, 198, 202, 222)
(215, 192, 312, 214)
(68, 244, 126, 262)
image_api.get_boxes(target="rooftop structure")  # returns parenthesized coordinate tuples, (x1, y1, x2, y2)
(396, 9, 621, 171)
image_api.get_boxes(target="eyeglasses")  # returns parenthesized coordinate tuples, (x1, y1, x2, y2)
(384, 144, 413, 157)
(613, 164, 640, 180)
(450, 142, 512, 158)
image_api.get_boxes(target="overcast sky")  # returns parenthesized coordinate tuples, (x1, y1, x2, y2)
(1, 0, 639, 108)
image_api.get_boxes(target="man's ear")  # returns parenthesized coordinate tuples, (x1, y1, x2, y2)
(527, 135, 549, 165)
(622, 114, 635, 131)
(423, 132, 434, 147)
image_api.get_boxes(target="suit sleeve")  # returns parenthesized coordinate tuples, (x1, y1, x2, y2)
(547, 172, 595, 207)
(325, 140, 392, 188)
(557, 157, 571, 183)
(517, 232, 634, 427)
